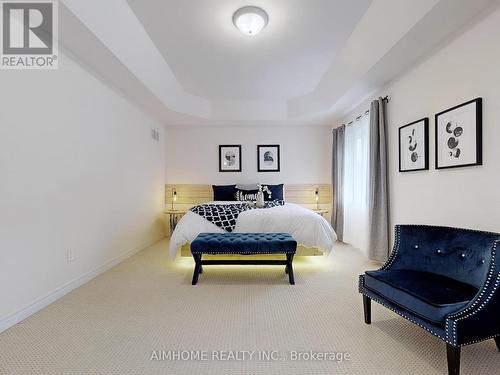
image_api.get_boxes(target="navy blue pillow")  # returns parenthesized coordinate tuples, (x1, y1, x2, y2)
(212, 185, 236, 201)
(262, 184, 284, 201)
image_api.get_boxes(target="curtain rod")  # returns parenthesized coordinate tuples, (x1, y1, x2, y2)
(345, 110, 369, 126)
(341, 95, 390, 127)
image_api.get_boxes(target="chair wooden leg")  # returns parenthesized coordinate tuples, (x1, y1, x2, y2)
(494, 336, 500, 351)
(363, 295, 371, 324)
(446, 343, 461, 375)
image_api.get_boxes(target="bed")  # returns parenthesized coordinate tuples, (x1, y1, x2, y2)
(169, 200, 337, 260)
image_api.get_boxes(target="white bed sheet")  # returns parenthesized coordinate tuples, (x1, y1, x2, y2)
(168, 201, 337, 259)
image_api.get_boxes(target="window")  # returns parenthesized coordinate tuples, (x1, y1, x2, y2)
(343, 113, 369, 252)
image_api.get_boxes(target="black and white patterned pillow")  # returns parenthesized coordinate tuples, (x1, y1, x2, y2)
(235, 189, 258, 201)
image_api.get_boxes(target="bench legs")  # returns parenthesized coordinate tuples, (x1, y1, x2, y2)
(363, 295, 371, 324)
(286, 254, 295, 285)
(191, 254, 295, 285)
(192, 254, 202, 285)
(446, 344, 461, 375)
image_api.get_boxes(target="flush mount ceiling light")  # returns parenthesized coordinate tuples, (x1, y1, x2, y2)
(233, 6, 268, 36)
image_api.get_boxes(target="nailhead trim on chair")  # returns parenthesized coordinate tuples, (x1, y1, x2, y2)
(400, 224, 500, 236)
(446, 241, 500, 346)
(448, 242, 498, 320)
(361, 226, 449, 343)
(360, 274, 449, 343)
(358, 275, 364, 293)
(449, 269, 500, 346)
(381, 226, 401, 270)
(362, 228, 500, 348)
(366, 293, 500, 347)
(445, 241, 500, 346)
(445, 240, 499, 346)
(460, 333, 500, 346)
(361, 290, 447, 342)
(381, 225, 499, 272)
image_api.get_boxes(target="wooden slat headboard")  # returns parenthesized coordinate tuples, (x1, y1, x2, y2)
(165, 184, 333, 215)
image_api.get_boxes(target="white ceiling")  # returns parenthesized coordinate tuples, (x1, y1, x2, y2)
(60, 0, 500, 126)
(127, 0, 371, 102)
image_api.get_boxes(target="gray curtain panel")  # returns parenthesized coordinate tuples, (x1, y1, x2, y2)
(331, 125, 345, 241)
(368, 98, 389, 261)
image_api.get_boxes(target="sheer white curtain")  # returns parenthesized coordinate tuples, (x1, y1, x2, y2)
(343, 113, 370, 252)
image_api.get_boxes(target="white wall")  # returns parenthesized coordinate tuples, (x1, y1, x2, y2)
(0, 50, 165, 330)
(164, 126, 332, 185)
(340, 6, 500, 236)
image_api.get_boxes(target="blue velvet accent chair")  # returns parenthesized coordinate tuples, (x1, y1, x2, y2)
(359, 225, 500, 375)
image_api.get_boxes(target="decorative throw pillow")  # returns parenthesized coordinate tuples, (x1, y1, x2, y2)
(212, 185, 236, 201)
(236, 183, 259, 190)
(235, 189, 259, 201)
(261, 184, 284, 201)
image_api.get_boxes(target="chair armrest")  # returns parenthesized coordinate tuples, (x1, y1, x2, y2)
(379, 225, 403, 270)
(445, 240, 500, 346)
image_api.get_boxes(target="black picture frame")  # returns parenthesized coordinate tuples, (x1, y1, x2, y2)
(257, 145, 280, 172)
(435, 98, 482, 170)
(219, 145, 241, 172)
(398, 118, 429, 172)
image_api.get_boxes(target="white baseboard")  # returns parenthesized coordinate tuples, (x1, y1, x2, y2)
(0, 235, 164, 334)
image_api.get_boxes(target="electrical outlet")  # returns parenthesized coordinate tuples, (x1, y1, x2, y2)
(67, 249, 75, 263)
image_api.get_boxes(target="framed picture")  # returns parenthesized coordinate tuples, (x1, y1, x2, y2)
(257, 145, 280, 172)
(219, 145, 241, 172)
(398, 118, 429, 172)
(435, 98, 482, 169)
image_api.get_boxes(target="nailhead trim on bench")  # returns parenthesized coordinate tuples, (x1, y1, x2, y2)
(192, 250, 296, 254)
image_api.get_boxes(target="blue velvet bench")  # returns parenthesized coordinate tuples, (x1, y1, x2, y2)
(190, 233, 297, 285)
(359, 225, 500, 375)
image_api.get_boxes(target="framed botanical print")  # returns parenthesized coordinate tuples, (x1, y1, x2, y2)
(257, 145, 280, 172)
(435, 98, 482, 169)
(219, 145, 241, 172)
(399, 118, 429, 172)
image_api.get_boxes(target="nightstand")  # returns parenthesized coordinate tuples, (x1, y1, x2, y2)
(164, 209, 187, 235)
(312, 209, 329, 217)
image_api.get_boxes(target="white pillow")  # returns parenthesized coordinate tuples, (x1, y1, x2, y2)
(235, 183, 259, 190)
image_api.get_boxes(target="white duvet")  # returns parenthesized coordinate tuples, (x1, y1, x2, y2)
(169, 202, 337, 259)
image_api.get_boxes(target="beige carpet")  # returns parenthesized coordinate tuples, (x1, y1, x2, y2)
(1, 239, 499, 375)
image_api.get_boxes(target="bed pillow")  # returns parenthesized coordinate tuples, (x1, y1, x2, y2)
(235, 188, 259, 201)
(261, 184, 284, 201)
(212, 185, 237, 201)
(236, 183, 259, 190)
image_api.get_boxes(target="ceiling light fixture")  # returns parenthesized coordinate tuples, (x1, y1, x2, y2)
(233, 6, 268, 36)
